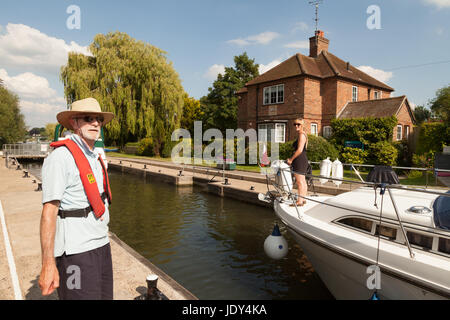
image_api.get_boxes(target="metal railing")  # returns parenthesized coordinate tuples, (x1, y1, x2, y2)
(2, 143, 50, 158)
(308, 161, 450, 188)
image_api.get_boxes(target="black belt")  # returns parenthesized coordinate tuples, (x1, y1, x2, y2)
(58, 193, 108, 219)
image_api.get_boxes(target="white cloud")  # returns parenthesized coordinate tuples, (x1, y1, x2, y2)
(357, 65, 393, 83)
(0, 69, 56, 99)
(0, 23, 90, 73)
(423, 0, 450, 8)
(227, 31, 280, 46)
(259, 59, 282, 74)
(0, 68, 66, 127)
(292, 22, 309, 33)
(204, 64, 226, 80)
(284, 40, 309, 49)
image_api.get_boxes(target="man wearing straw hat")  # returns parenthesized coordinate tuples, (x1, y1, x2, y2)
(39, 97, 115, 300)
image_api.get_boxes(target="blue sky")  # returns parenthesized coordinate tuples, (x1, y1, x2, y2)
(0, 0, 449, 127)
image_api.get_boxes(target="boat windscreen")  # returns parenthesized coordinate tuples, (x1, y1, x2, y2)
(433, 190, 450, 230)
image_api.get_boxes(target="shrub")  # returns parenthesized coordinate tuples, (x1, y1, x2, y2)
(407, 170, 423, 179)
(137, 137, 154, 157)
(416, 122, 449, 155)
(393, 140, 412, 167)
(306, 135, 339, 162)
(368, 141, 398, 166)
(330, 116, 397, 152)
(412, 152, 435, 168)
(279, 140, 295, 161)
(340, 147, 368, 164)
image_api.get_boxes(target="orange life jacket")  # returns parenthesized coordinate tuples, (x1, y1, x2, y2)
(50, 139, 112, 219)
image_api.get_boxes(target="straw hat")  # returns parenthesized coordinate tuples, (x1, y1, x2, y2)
(56, 97, 114, 130)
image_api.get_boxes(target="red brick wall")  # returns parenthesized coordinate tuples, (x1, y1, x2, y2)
(237, 75, 395, 141)
(393, 101, 414, 141)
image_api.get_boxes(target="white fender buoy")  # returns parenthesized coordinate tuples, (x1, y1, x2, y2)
(264, 224, 288, 260)
(331, 158, 343, 186)
(319, 157, 332, 184)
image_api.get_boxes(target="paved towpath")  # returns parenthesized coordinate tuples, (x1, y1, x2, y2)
(0, 159, 196, 300)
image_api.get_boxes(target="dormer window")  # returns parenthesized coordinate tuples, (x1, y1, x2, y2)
(263, 85, 284, 105)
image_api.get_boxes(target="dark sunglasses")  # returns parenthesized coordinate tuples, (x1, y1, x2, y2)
(294, 123, 302, 127)
(76, 115, 104, 123)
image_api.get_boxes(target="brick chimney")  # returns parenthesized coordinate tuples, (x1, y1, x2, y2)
(309, 30, 329, 58)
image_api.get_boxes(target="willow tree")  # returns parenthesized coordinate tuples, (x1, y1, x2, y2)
(60, 32, 184, 153)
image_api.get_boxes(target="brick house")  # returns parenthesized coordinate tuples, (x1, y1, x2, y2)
(338, 95, 416, 142)
(236, 30, 415, 143)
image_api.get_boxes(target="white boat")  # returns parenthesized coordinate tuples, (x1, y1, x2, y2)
(261, 162, 450, 300)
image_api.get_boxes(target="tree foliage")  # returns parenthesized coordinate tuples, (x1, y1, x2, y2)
(181, 94, 203, 137)
(413, 105, 431, 124)
(0, 85, 26, 147)
(60, 31, 185, 153)
(201, 52, 259, 133)
(430, 85, 450, 124)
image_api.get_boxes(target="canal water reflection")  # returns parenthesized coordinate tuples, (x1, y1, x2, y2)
(108, 170, 333, 300)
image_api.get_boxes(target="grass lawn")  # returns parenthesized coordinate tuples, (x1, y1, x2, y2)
(107, 152, 446, 187)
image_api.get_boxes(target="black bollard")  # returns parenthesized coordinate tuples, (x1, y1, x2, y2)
(23, 171, 29, 178)
(250, 186, 255, 191)
(146, 275, 160, 300)
(223, 178, 230, 185)
(36, 183, 42, 192)
(144, 164, 147, 169)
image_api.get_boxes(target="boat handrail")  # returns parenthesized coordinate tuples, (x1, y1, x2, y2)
(281, 167, 450, 198)
(308, 161, 450, 173)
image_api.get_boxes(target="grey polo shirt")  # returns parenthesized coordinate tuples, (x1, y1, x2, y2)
(41, 134, 110, 257)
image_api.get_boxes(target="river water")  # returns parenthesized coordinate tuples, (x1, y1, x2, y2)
(108, 170, 333, 300)
(22, 160, 333, 300)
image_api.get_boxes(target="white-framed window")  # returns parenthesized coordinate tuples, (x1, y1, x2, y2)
(275, 123, 286, 143)
(352, 86, 358, 102)
(258, 123, 286, 143)
(405, 126, 410, 139)
(311, 123, 318, 136)
(258, 124, 270, 142)
(374, 91, 380, 99)
(323, 126, 332, 139)
(263, 84, 284, 105)
(396, 125, 403, 141)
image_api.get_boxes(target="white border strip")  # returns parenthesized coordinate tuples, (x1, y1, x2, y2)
(0, 200, 23, 300)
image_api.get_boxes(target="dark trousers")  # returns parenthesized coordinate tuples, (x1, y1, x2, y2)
(56, 243, 113, 300)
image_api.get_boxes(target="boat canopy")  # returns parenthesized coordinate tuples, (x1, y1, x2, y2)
(433, 190, 450, 230)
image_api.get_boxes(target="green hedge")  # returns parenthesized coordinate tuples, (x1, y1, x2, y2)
(340, 147, 368, 164)
(368, 141, 398, 166)
(416, 122, 449, 155)
(330, 116, 397, 151)
(278, 135, 339, 163)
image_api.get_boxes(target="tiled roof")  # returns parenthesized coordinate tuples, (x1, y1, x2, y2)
(337, 96, 409, 119)
(245, 51, 394, 91)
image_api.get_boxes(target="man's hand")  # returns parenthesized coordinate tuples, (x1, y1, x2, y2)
(39, 262, 59, 295)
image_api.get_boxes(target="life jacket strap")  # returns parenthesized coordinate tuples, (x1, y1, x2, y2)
(58, 192, 108, 219)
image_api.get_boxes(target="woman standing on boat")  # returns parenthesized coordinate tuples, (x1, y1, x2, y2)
(287, 119, 308, 206)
